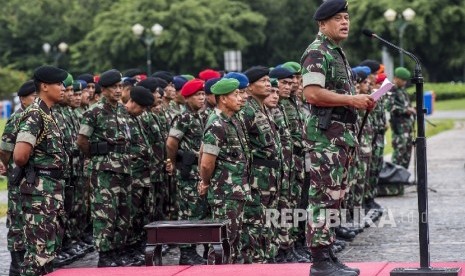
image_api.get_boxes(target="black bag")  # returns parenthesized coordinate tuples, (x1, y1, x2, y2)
(377, 161, 411, 196)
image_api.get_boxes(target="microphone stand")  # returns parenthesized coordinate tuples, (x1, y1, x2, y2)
(366, 31, 460, 276)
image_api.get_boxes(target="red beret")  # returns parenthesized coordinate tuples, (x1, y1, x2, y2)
(376, 73, 387, 84)
(181, 79, 205, 97)
(198, 69, 221, 81)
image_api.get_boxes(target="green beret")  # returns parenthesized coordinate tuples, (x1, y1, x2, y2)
(211, 78, 240, 95)
(181, 74, 195, 81)
(394, 67, 411, 80)
(314, 0, 348, 21)
(282, 61, 302, 74)
(63, 73, 74, 88)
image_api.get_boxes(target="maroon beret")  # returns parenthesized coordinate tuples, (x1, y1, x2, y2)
(198, 69, 221, 81)
(181, 79, 205, 97)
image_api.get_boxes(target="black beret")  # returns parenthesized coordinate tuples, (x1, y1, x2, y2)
(244, 66, 269, 84)
(204, 77, 221, 95)
(123, 68, 144, 78)
(94, 83, 102, 95)
(33, 65, 68, 84)
(18, 80, 36, 97)
(359, 59, 381, 74)
(76, 73, 95, 84)
(137, 77, 167, 93)
(130, 86, 154, 107)
(314, 0, 348, 21)
(151, 71, 173, 83)
(98, 69, 122, 87)
(269, 67, 294, 80)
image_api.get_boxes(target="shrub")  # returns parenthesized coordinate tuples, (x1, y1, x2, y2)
(407, 82, 465, 101)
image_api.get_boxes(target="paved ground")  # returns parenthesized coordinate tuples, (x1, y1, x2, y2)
(1, 111, 464, 274)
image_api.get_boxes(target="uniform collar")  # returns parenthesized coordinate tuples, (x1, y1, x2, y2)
(37, 98, 51, 115)
(317, 31, 341, 50)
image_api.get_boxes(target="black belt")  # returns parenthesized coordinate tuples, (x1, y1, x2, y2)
(107, 144, 127, 153)
(331, 110, 357, 124)
(252, 158, 279, 169)
(293, 147, 304, 156)
(37, 169, 63, 180)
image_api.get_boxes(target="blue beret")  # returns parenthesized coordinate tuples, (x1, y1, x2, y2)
(130, 86, 154, 107)
(269, 67, 294, 80)
(314, 0, 348, 21)
(204, 77, 221, 95)
(359, 60, 380, 74)
(173, 76, 188, 91)
(73, 80, 88, 91)
(33, 65, 68, 84)
(151, 71, 173, 83)
(244, 66, 269, 84)
(76, 73, 95, 84)
(98, 69, 122, 87)
(122, 77, 137, 86)
(270, 78, 279, 88)
(224, 72, 249, 89)
(18, 80, 36, 97)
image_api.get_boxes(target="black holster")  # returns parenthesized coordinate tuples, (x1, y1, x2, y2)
(177, 150, 198, 180)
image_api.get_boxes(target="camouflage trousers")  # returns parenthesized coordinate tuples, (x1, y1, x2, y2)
(348, 153, 371, 208)
(63, 177, 82, 243)
(7, 180, 25, 252)
(177, 178, 208, 220)
(392, 123, 414, 169)
(289, 167, 304, 245)
(241, 190, 277, 263)
(366, 133, 385, 201)
(90, 170, 131, 252)
(306, 144, 350, 249)
(20, 193, 65, 276)
(153, 180, 167, 220)
(209, 199, 244, 263)
(129, 181, 155, 245)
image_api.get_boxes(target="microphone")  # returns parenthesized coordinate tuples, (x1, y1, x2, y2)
(362, 28, 421, 68)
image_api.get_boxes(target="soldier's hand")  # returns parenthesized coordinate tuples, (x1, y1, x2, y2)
(351, 94, 375, 110)
(0, 162, 6, 176)
(165, 159, 174, 175)
(197, 180, 209, 196)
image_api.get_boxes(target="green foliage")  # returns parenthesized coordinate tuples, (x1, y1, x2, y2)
(0, 68, 28, 98)
(407, 82, 465, 101)
(434, 98, 465, 111)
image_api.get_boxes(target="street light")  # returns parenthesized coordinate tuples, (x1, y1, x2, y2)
(42, 42, 69, 67)
(384, 8, 416, 67)
(132, 23, 164, 76)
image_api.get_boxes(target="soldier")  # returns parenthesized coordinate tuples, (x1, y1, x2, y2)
(301, 0, 374, 275)
(224, 72, 250, 109)
(387, 67, 415, 169)
(125, 86, 155, 265)
(76, 69, 132, 267)
(203, 77, 221, 115)
(166, 79, 208, 265)
(13, 65, 69, 275)
(0, 80, 36, 276)
(198, 78, 250, 264)
(240, 66, 281, 263)
(77, 74, 96, 106)
(199, 69, 222, 114)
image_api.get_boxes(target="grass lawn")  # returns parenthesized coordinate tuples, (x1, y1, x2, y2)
(434, 98, 465, 111)
(0, 203, 7, 217)
(384, 119, 455, 155)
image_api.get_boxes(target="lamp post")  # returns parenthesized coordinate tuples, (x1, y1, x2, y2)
(384, 8, 415, 67)
(42, 42, 69, 67)
(132, 23, 163, 76)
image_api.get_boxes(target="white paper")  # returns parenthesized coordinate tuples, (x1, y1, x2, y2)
(371, 78, 394, 101)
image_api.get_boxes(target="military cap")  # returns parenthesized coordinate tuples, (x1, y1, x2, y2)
(205, 77, 221, 95)
(359, 60, 380, 75)
(98, 69, 122, 87)
(224, 72, 249, 89)
(181, 74, 195, 81)
(76, 73, 95, 84)
(244, 66, 269, 84)
(355, 71, 368, 83)
(123, 68, 143, 78)
(94, 83, 102, 95)
(352, 66, 371, 76)
(122, 77, 137, 86)
(314, 0, 348, 21)
(376, 73, 387, 84)
(181, 79, 205, 97)
(198, 69, 221, 81)
(17, 80, 36, 97)
(151, 71, 173, 83)
(73, 80, 88, 91)
(63, 73, 74, 88)
(33, 65, 68, 84)
(173, 75, 188, 91)
(130, 86, 154, 107)
(269, 67, 294, 80)
(270, 78, 279, 88)
(282, 61, 302, 74)
(211, 78, 240, 95)
(394, 67, 411, 80)
(137, 77, 158, 93)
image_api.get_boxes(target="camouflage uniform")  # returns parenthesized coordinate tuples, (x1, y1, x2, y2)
(202, 108, 251, 263)
(127, 114, 155, 246)
(239, 97, 281, 263)
(169, 104, 208, 221)
(387, 86, 415, 169)
(301, 32, 358, 249)
(1, 107, 25, 253)
(16, 98, 69, 275)
(79, 96, 132, 253)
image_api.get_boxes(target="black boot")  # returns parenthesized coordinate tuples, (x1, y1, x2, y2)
(328, 246, 360, 275)
(97, 251, 118, 267)
(9, 250, 25, 276)
(179, 247, 206, 265)
(310, 247, 357, 276)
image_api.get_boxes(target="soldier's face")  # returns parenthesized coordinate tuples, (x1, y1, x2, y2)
(278, 78, 293, 98)
(125, 99, 145, 116)
(164, 84, 176, 100)
(121, 86, 131, 104)
(359, 79, 371, 94)
(71, 92, 82, 108)
(206, 94, 216, 106)
(63, 86, 74, 105)
(81, 89, 90, 105)
(43, 82, 65, 103)
(175, 91, 185, 104)
(249, 76, 271, 99)
(186, 90, 205, 110)
(222, 89, 242, 112)
(238, 88, 248, 107)
(87, 83, 96, 99)
(320, 12, 350, 43)
(264, 88, 279, 108)
(20, 92, 37, 108)
(104, 82, 123, 104)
